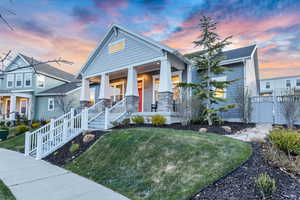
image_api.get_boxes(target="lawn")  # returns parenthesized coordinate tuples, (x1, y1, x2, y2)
(65, 128, 252, 200)
(0, 180, 15, 200)
(0, 133, 25, 152)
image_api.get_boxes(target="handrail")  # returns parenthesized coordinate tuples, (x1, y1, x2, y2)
(108, 99, 125, 112)
(104, 99, 126, 129)
(87, 100, 105, 122)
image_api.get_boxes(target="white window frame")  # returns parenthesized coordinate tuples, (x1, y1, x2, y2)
(212, 76, 227, 99)
(7, 74, 14, 88)
(24, 73, 32, 87)
(286, 80, 291, 88)
(265, 82, 270, 89)
(48, 98, 54, 111)
(19, 99, 28, 115)
(296, 79, 300, 87)
(15, 73, 23, 88)
(152, 71, 182, 104)
(37, 74, 45, 88)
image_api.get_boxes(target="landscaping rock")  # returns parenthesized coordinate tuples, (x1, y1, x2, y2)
(83, 134, 95, 143)
(198, 128, 207, 133)
(221, 126, 232, 133)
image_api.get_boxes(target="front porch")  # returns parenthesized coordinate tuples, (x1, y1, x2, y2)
(80, 56, 191, 124)
(0, 93, 33, 121)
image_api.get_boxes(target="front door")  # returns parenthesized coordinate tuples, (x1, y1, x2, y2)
(138, 80, 143, 112)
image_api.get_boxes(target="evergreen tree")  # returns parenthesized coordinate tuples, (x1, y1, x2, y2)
(179, 15, 236, 126)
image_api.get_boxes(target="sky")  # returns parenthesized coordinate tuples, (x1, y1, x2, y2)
(0, 0, 300, 79)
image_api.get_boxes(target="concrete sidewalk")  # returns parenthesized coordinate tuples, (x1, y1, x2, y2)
(0, 148, 130, 200)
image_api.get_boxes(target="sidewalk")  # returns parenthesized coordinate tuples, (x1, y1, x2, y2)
(0, 148, 130, 200)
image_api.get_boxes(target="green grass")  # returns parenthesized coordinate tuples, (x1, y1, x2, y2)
(0, 133, 25, 152)
(0, 180, 15, 200)
(65, 128, 252, 200)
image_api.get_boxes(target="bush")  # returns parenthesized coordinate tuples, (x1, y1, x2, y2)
(151, 115, 166, 126)
(6, 121, 11, 127)
(16, 125, 29, 135)
(31, 123, 40, 129)
(121, 118, 130, 126)
(0, 127, 9, 131)
(0, 121, 5, 127)
(268, 129, 300, 155)
(69, 143, 80, 153)
(131, 115, 144, 124)
(255, 173, 276, 199)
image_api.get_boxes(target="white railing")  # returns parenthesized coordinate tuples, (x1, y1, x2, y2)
(25, 107, 88, 159)
(104, 99, 127, 129)
(87, 100, 105, 122)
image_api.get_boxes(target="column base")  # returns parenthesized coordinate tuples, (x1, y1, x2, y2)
(158, 92, 173, 112)
(125, 96, 139, 113)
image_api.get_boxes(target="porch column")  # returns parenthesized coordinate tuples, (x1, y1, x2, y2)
(125, 66, 139, 113)
(28, 98, 32, 120)
(98, 73, 111, 110)
(158, 57, 173, 112)
(80, 78, 90, 107)
(10, 94, 16, 120)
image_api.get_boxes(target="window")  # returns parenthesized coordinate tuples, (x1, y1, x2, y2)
(296, 79, 300, 87)
(286, 80, 291, 88)
(48, 98, 54, 111)
(24, 73, 32, 87)
(212, 76, 227, 98)
(15, 73, 23, 87)
(19, 99, 27, 115)
(37, 75, 45, 88)
(266, 82, 270, 89)
(7, 74, 14, 88)
(108, 39, 125, 54)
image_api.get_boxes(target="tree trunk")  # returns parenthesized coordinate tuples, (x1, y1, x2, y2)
(207, 57, 212, 126)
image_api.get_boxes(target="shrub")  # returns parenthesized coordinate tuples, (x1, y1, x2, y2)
(111, 121, 120, 127)
(6, 121, 11, 127)
(31, 123, 40, 129)
(131, 115, 144, 124)
(0, 121, 5, 127)
(69, 143, 80, 153)
(151, 115, 166, 126)
(255, 173, 276, 199)
(40, 119, 49, 126)
(121, 118, 130, 126)
(268, 129, 300, 155)
(16, 125, 29, 135)
(0, 127, 9, 131)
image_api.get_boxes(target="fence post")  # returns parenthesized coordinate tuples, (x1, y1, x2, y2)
(81, 108, 88, 131)
(36, 132, 43, 160)
(104, 107, 109, 130)
(50, 119, 54, 141)
(24, 131, 30, 156)
(70, 108, 75, 133)
(63, 117, 68, 142)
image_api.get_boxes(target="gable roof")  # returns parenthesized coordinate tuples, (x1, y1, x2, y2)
(36, 82, 81, 96)
(185, 45, 257, 63)
(17, 54, 75, 82)
(77, 24, 190, 78)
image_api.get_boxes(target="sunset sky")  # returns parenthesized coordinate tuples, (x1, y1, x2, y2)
(0, 0, 300, 79)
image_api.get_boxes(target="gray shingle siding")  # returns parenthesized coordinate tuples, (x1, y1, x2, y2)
(82, 30, 163, 77)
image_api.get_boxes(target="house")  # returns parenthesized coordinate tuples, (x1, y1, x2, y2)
(260, 75, 300, 96)
(0, 53, 75, 121)
(77, 24, 260, 127)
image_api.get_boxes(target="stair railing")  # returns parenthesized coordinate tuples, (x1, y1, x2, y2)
(87, 100, 105, 122)
(104, 99, 126, 129)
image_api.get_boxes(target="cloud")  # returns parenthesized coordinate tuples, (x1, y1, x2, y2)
(93, 0, 128, 16)
(17, 19, 53, 37)
(71, 6, 99, 24)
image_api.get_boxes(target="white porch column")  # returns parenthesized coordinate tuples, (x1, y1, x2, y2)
(126, 67, 138, 96)
(80, 78, 90, 106)
(27, 98, 32, 120)
(10, 94, 16, 120)
(99, 73, 110, 99)
(158, 57, 173, 112)
(125, 67, 139, 113)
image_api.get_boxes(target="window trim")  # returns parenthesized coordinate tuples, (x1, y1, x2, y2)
(15, 73, 23, 88)
(7, 74, 14, 88)
(48, 98, 54, 111)
(24, 73, 32, 87)
(265, 81, 270, 89)
(286, 80, 291, 88)
(296, 79, 300, 87)
(37, 74, 45, 88)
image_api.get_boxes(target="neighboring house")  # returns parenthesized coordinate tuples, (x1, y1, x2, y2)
(77, 24, 259, 126)
(0, 53, 75, 121)
(260, 75, 300, 96)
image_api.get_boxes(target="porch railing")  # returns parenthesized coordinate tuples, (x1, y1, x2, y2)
(25, 107, 88, 159)
(87, 100, 105, 122)
(104, 99, 126, 129)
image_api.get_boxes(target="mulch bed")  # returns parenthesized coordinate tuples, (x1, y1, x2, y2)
(44, 130, 107, 166)
(113, 122, 255, 135)
(191, 143, 300, 200)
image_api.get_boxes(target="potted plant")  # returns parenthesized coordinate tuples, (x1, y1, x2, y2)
(0, 127, 9, 141)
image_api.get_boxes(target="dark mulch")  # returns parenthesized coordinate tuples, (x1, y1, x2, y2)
(113, 122, 255, 135)
(44, 130, 107, 166)
(191, 143, 300, 200)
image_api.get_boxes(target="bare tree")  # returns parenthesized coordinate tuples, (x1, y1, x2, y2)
(280, 90, 300, 129)
(234, 86, 253, 123)
(54, 96, 76, 114)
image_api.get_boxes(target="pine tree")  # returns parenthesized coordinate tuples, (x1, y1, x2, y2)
(179, 15, 236, 126)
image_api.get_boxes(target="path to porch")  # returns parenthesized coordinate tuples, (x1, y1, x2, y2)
(0, 148, 130, 200)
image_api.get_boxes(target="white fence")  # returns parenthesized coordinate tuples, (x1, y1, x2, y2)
(250, 95, 300, 125)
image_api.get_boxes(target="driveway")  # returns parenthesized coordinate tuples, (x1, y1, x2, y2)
(0, 148, 130, 200)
